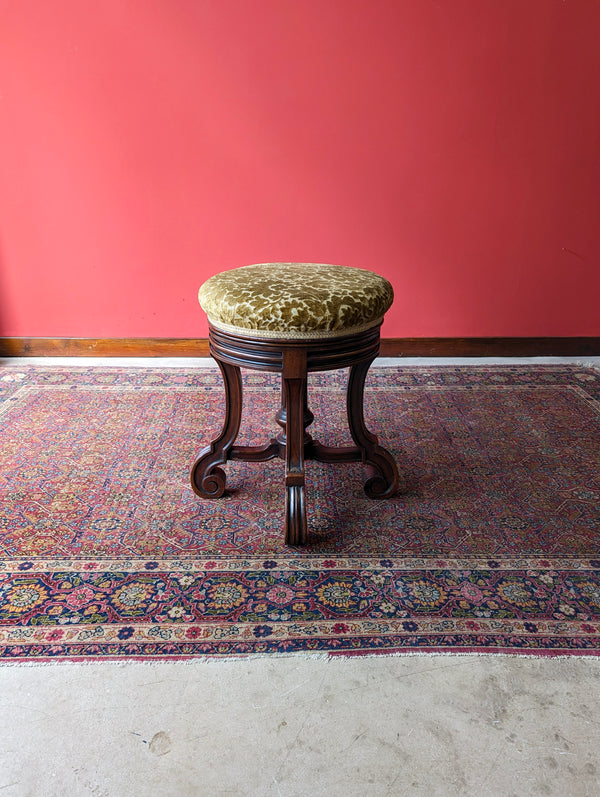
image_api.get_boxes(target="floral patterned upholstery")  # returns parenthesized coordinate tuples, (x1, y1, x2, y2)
(198, 263, 394, 339)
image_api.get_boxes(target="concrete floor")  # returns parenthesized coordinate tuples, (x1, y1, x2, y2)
(2, 357, 600, 796)
(1, 655, 600, 796)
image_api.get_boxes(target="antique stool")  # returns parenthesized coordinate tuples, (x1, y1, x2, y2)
(191, 263, 399, 545)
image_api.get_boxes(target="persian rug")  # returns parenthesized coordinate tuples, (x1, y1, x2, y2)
(0, 363, 600, 661)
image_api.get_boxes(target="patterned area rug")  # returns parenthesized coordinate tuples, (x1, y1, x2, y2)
(1, 364, 600, 660)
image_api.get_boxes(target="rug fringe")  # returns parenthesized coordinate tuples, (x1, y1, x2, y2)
(2, 649, 600, 668)
(577, 360, 600, 372)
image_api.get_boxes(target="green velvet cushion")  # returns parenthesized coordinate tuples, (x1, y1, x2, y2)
(198, 263, 394, 339)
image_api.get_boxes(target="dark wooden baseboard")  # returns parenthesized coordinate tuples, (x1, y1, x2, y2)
(0, 337, 211, 357)
(380, 337, 600, 357)
(1, 337, 599, 358)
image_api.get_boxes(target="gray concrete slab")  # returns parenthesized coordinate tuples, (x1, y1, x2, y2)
(1, 655, 599, 796)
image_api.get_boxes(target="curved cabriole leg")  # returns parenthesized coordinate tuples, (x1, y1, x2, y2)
(282, 350, 308, 545)
(347, 358, 399, 499)
(190, 359, 243, 498)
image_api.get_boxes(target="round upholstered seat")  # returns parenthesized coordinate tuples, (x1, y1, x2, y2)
(198, 262, 393, 339)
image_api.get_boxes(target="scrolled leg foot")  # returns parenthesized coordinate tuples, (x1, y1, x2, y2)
(191, 458, 227, 499)
(363, 454, 399, 499)
(190, 359, 242, 499)
(285, 485, 307, 546)
(347, 359, 400, 500)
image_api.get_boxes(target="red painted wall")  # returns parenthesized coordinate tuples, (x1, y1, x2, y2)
(1, 0, 599, 338)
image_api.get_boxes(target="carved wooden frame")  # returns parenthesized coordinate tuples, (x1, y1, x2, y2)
(191, 323, 399, 545)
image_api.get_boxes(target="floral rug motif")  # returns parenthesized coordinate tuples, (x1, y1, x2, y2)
(1, 364, 600, 660)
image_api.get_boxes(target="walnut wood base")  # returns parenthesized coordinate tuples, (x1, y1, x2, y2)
(190, 324, 399, 545)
